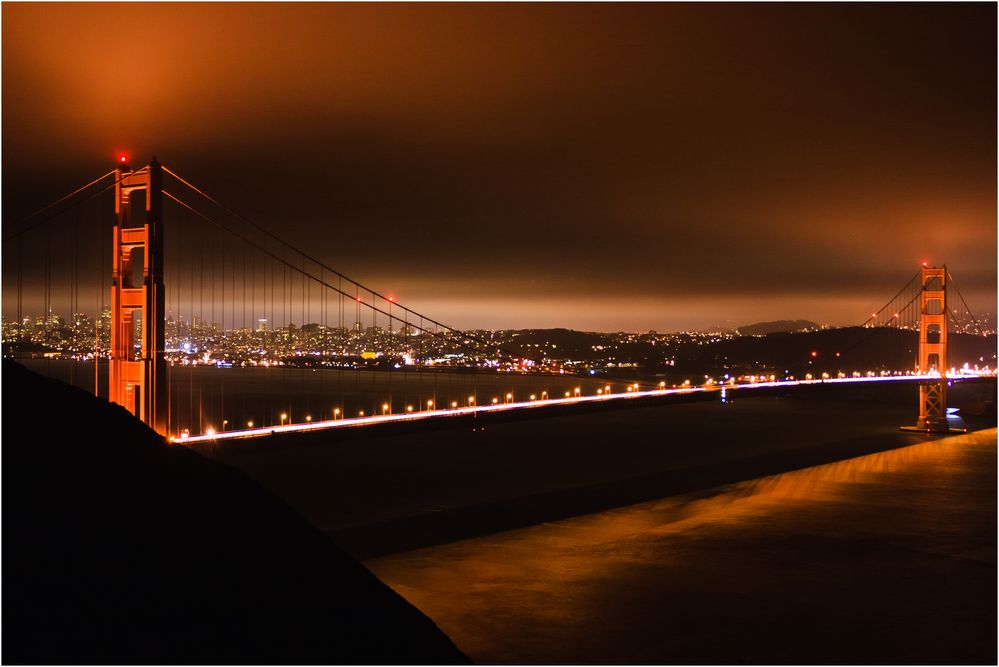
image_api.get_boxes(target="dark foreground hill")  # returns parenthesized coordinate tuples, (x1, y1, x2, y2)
(1, 360, 467, 664)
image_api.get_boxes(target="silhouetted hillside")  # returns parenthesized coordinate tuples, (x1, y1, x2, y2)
(736, 320, 819, 335)
(1, 360, 467, 664)
(493, 327, 996, 376)
(674, 327, 997, 376)
(503, 327, 604, 358)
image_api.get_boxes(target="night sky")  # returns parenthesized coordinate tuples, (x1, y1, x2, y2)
(3, 3, 995, 331)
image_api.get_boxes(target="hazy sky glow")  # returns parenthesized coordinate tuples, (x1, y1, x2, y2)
(3, 3, 995, 331)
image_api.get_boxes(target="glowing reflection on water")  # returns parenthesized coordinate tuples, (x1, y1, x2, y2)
(370, 429, 996, 663)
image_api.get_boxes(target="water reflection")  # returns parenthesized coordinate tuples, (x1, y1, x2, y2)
(726, 430, 987, 506)
(370, 429, 997, 665)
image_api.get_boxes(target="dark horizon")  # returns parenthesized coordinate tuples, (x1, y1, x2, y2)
(3, 3, 996, 332)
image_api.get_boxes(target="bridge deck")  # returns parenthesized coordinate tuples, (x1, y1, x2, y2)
(211, 380, 995, 556)
(182, 373, 987, 443)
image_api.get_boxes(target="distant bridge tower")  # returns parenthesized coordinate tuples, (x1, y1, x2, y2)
(908, 264, 949, 432)
(109, 157, 167, 435)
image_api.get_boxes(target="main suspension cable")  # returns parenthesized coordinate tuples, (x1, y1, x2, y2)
(162, 165, 525, 361)
(163, 189, 525, 363)
(3, 170, 121, 243)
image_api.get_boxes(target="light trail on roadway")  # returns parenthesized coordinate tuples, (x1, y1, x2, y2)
(176, 372, 993, 445)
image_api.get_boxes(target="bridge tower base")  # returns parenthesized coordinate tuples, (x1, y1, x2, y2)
(109, 158, 167, 436)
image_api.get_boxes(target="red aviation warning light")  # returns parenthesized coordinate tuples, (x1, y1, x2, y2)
(119, 154, 128, 164)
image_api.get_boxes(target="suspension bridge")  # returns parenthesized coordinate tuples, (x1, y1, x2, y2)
(2, 157, 993, 443)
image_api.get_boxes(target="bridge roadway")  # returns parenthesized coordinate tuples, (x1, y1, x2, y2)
(179, 372, 989, 443)
(207, 376, 995, 557)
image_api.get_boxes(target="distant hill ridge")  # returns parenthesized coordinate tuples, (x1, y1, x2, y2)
(484, 325, 993, 374)
(736, 320, 820, 335)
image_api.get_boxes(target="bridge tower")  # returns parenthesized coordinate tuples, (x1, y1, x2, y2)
(908, 264, 949, 432)
(109, 158, 167, 435)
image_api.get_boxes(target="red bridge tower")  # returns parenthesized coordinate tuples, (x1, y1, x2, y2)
(906, 264, 950, 432)
(108, 157, 167, 435)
